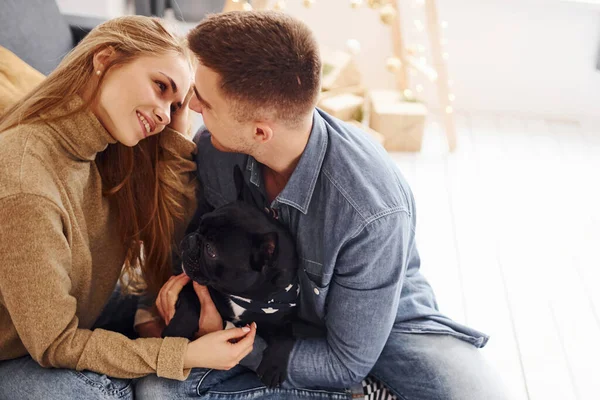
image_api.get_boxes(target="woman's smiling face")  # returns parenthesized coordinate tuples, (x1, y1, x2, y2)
(92, 52, 192, 146)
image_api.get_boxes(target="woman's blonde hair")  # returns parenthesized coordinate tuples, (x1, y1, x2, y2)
(0, 16, 195, 296)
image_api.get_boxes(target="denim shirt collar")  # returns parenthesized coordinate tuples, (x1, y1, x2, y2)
(245, 109, 328, 214)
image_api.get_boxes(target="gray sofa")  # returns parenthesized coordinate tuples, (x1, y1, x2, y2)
(135, 0, 224, 22)
(0, 0, 104, 75)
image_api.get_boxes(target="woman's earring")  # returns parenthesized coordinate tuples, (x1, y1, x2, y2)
(96, 70, 102, 76)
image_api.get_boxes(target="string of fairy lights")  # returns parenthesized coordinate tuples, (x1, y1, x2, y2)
(230, 0, 455, 114)
(382, 0, 454, 113)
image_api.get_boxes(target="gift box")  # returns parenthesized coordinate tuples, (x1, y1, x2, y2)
(368, 90, 427, 152)
(318, 93, 364, 122)
(347, 120, 385, 146)
(319, 85, 366, 101)
(321, 49, 362, 91)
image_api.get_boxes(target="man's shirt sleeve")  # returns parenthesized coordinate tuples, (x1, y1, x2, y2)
(284, 209, 414, 388)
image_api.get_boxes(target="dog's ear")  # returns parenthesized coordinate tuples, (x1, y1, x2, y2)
(233, 165, 268, 208)
(259, 232, 278, 265)
(234, 165, 255, 205)
(252, 232, 279, 271)
(254, 232, 293, 288)
(233, 165, 247, 202)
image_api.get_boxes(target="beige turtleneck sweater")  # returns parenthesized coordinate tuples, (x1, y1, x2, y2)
(0, 97, 196, 380)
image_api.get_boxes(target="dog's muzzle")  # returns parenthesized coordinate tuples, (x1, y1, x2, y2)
(180, 233, 209, 283)
(181, 232, 201, 253)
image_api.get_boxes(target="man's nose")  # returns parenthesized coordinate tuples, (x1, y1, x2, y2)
(189, 95, 202, 113)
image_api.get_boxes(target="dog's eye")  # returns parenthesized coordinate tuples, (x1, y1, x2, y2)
(205, 242, 217, 259)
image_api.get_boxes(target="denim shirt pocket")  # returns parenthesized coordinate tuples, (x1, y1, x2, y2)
(298, 258, 332, 325)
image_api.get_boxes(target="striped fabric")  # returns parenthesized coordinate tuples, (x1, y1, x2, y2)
(359, 376, 398, 400)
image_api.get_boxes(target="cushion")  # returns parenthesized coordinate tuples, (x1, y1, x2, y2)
(0, 46, 45, 115)
(0, 0, 73, 75)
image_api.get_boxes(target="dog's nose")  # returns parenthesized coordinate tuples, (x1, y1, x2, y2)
(181, 233, 200, 252)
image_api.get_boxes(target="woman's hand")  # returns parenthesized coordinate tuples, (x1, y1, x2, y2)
(156, 274, 223, 336)
(184, 322, 256, 370)
(136, 319, 165, 338)
(156, 272, 190, 325)
(194, 283, 223, 337)
(168, 85, 194, 136)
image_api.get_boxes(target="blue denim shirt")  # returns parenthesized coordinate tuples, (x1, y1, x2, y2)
(192, 109, 488, 388)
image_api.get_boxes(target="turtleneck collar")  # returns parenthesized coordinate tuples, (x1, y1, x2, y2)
(40, 95, 117, 161)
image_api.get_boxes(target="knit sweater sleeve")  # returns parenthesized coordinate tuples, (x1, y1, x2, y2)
(0, 193, 190, 380)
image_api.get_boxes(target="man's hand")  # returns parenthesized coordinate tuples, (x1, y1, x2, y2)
(256, 338, 296, 387)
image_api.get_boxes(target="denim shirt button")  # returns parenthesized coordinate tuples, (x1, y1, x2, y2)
(313, 288, 320, 295)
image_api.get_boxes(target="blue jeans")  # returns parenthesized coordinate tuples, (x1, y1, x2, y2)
(136, 366, 351, 400)
(0, 288, 507, 400)
(0, 287, 138, 400)
(0, 356, 134, 400)
(370, 329, 509, 400)
(136, 330, 508, 400)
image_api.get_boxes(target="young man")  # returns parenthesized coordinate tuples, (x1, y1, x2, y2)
(139, 11, 509, 400)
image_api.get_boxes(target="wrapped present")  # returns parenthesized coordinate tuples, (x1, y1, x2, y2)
(321, 49, 362, 91)
(347, 120, 385, 146)
(318, 93, 364, 122)
(319, 85, 366, 101)
(368, 90, 427, 152)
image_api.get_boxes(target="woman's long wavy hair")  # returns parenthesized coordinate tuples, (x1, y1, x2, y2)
(0, 16, 195, 296)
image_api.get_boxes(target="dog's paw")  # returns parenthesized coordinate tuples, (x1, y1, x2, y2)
(256, 338, 295, 387)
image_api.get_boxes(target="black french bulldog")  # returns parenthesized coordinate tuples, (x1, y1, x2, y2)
(162, 165, 299, 386)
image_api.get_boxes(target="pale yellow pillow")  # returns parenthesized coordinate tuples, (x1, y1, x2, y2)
(0, 46, 46, 115)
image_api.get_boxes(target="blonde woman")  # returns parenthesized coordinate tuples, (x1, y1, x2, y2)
(0, 16, 255, 400)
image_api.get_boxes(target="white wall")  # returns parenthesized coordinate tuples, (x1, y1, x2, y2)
(56, 0, 127, 18)
(55, 0, 600, 119)
(284, 0, 600, 120)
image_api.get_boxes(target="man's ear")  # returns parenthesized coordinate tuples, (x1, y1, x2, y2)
(253, 122, 274, 143)
(92, 47, 116, 74)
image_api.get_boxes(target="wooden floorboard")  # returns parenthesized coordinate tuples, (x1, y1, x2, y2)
(575, 119, 600, 328)
(545, 120, 600, 400)
(476, 115, 579, 400)
(412, 118, 466, 324)
(390, 112, 600, 400)
(447, 114, 529, 400)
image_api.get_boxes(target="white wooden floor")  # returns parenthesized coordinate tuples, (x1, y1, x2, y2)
(389, 113, 600, 400)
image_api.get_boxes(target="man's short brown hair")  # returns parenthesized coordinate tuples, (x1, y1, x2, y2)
(188, 11, 321, 126)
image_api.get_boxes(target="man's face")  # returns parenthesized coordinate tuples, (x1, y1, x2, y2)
(189, 63, 255, 153)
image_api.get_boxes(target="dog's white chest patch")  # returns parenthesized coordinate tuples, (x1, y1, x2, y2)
(228, 298, 248, 323)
